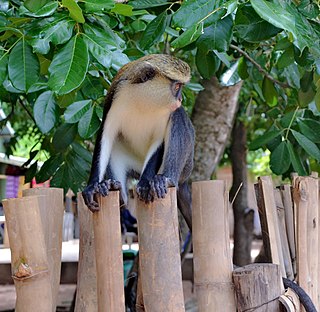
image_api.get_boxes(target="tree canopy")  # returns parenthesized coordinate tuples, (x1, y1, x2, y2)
(0, 0, 320, 192)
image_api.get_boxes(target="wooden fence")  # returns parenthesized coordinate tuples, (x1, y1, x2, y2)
(1, 176, 319, 311)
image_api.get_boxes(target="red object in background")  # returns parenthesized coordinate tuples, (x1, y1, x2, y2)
(31, 178, 50, 188)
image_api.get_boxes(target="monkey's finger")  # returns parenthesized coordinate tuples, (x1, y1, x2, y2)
(98, 181, 109, 197)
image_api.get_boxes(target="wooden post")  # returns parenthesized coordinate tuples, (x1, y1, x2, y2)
(274, 189, 294, 280)
(255, 176, 286, 281)
(136, 187, 185, 312)
(192, 180, 236, 312)
(3, 196, 52, 312)
(293, 177, 319, 311)
(233, 263, 281, 312)
(280, 184, 296, 276)
(75, 193, 97, 312)
(92, 191, 125, 312)
(22, 188, 64, 311)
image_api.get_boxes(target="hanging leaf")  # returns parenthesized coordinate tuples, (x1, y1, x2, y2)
(36, 154, 63, 183)
(0, 51, 8, 85)
(262, 77, 278, 107)
(22, 1, 58, 17)
(196, 49, 220, 79)
(64, 100, 92, 123)
(48, 35, 89, 95)
(62, 0, 85, 23)
(34, 91, 57, 133)
(140, 11, 168, 50)
(24, 0, 49, 12)
(269, 141, 291, 175)
(286, 140, 308, 176)
(52, 123, 78, 151)
(291, 129, 320, 161)
(238, 57, 248, 79)
(31, 18, 75, 54)
(249, 129, 282, 150)
(83, 0, 115, 12)
(297, 118, 320, 143)
(196, 15, 233, 52)
(78, 106, 100, 138)
(171, 23, 203, 49)
(8, 39, 40, 92)
(111, 3, 133, 16)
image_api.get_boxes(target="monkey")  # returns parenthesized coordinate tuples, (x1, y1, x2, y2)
(82, 54, 194, 230)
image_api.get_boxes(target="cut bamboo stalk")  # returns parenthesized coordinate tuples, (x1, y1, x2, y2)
(274, 189, 294, 280)
(280, 184, 296, 276)
(255, 176, 286, 281)
(3, 196, 52, 312)
(75, 193, 97, 312)
(136, 187, 185, 312)
(233, 263, 281, 312)
(136, 270, 145, 312)
(192, 180, 236, 312)
(92, 191, 125, 312)
(23, 188, 64, 311)
(293, 177, 319, 311)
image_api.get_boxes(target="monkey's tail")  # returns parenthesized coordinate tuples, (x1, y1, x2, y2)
(283, 278, 317, 312)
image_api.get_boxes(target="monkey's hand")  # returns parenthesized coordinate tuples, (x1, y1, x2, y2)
(82, 179, 121, 212)
(136, 175, 174, 203)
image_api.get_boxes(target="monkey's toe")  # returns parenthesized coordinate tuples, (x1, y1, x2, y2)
(136, 180, 154, 203)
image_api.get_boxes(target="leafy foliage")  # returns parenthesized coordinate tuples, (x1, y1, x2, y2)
(0, 0, 320, 193)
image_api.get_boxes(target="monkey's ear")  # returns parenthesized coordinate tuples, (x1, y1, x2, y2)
(132, 65, 156, 84)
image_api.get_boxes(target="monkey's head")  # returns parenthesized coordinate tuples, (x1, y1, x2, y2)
(111, 54, 191, 112)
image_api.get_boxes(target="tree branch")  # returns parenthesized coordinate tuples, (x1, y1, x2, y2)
(18, 97, 37, 124)
(230, 44, 291, 89)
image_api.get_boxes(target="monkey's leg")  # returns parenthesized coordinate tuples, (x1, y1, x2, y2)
(177, 181, 192, 232)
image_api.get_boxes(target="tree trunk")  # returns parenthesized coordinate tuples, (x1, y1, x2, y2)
(230, 120, 253, 266)
(191, 77, 243, 182)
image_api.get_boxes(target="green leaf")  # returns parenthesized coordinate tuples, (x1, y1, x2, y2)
(297, 118, 320, 143)
(315, 89, 320, 112)
(262, 77, 277, 107)
(48, 35, 89, 95)
(110, 51, 130, 71)
(0, 51, 8, 85)
(72, 142, 92, 163)
(36, 154, 63, 183)
(171, 22, 204, 49)
(22, 1, 58, 17)
(130, 0, 170, 9)
(238, 56, 248, 79)
(50, 163, 70, 192)
(111, 3, 133, 16)
(82, 0, 115, 12)
(234, 5, 280, 42)
(24, 0, 49, 12)
(62, 0, 85, 23)
(196, 15, 233, 52)
(172, 0, 215, 28)
(291, 129, 320, 161)
(196, 49, 220, 79)
(83, 33, 114, 68)
(286, 140, 307, 176)
(249, 129, 282, 150)
(269, 141, 291, 175)
(64, 100, 92, 123)
(34, 91, 57, 133)
(140, 11, 168, 50)
(81, 76, 105, 100)
(25, 161, 38, 183)
(30, 18, 76, 54)
(78, 106, 100, 138)
(8, 39, 40, 92)
(52, 123, 77, 151)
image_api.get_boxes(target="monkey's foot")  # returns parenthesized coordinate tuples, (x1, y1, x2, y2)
(82, 179, 121, 212)
(136, 175, 174, 203)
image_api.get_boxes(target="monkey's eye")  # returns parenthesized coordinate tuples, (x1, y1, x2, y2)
(174, 83, 182, 91)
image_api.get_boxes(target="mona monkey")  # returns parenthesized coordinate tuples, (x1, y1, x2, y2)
(82, 54, 194, 230)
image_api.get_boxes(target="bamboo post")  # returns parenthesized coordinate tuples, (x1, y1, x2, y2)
(293, 177, 319, 311)
(136, 187, 185, 312)
(192, 180, 236, 312)
(255, 176, 286, 280)
(75, 193, 97, 312)
(3, 196, 52, 312)
(22, 188, 64, 311)
(233, 263, 282, 312)
(280, 184, 296, 276)
(274, 189, 294, 280)
(92, 191, 125, 312)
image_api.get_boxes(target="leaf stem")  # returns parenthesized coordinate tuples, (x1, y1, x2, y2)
(285, 106, 299, 140)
